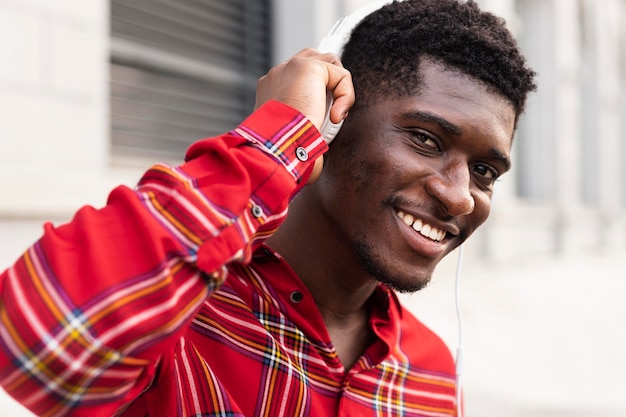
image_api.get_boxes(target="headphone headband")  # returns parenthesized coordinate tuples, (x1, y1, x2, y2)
(317, 0, 392, 55)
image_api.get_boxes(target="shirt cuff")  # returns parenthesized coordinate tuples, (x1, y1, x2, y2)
(231, 100, 328, 183)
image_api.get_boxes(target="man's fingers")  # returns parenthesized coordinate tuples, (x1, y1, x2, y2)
(315, 51, 344, 67)
(254, 49, 354, 130)
(325, 67, 354, 124)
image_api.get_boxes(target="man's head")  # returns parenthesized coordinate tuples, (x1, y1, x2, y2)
(341, 0, 536, 124)
(301, 0, 536, 293)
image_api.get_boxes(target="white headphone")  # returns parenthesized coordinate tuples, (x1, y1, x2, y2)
(316, 0, 392, 144)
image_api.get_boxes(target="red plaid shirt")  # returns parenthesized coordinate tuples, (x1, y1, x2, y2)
(0, 101, 457, 416)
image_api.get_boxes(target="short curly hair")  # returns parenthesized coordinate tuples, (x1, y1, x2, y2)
(341, 0, 537, 121)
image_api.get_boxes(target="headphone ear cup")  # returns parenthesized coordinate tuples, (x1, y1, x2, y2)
(319, 92, 344, 144)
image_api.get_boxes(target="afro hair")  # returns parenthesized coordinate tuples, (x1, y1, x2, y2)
(341, 0, 537, 120)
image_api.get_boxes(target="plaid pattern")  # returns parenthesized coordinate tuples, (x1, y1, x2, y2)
(119, 252, 458, 416)
(0, 100, 457, 416)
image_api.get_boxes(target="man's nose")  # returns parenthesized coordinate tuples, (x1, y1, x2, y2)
(424, 161, 475, 217)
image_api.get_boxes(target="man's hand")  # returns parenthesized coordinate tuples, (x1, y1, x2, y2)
(255, 49, 354, 136)
(255, 49, 354, 183)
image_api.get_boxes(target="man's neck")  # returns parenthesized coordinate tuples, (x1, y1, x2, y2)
(266, 189, 378, 368)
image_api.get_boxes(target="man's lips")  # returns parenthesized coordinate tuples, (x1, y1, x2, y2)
(395, 210, 448, 242)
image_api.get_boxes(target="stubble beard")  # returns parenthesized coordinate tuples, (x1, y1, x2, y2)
(354, 239, 431, 294)
(351, 195, 436, 294)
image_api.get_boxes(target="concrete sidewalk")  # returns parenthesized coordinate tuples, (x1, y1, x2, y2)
(402, 249, 626, 417)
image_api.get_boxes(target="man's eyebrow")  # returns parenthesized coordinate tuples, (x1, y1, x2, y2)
(490, 147, 512, 171)
(401, 110, 462, 135)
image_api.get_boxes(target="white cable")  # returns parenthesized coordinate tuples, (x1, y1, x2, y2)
(454, 244, 464, 417)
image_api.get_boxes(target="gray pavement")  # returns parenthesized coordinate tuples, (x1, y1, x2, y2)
(402, 249, 626, 417)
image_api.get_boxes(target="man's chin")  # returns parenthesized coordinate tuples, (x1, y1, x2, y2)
(376, 274, 432, 294)
(355, 241, 434, 293)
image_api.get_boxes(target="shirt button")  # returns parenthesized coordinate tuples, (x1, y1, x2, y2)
(295, 147, 308, 162)
(290, 290, 303, 303)
(251, 204, 263, 218)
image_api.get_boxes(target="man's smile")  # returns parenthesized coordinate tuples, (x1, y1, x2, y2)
(395, 209, 448, 242)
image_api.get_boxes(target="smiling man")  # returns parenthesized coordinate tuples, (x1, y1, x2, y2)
(0, 1, 535, 416)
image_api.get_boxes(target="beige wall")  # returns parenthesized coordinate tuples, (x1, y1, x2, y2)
(0, 2, 109, 413)
(0, 1, 624, 416)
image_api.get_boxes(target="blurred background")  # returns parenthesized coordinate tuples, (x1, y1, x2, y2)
(0, 0, 624, 416)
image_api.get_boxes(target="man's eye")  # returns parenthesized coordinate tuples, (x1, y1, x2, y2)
(412, 131, 439, 150)
(472, 164, 499, 182)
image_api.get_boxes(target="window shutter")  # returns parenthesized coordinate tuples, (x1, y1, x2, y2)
(110, 0, 272, 159)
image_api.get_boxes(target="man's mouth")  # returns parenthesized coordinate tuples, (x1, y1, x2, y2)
(395, 210, 447, 242)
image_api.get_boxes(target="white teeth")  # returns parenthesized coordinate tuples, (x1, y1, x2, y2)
(396, 210, 446, 242)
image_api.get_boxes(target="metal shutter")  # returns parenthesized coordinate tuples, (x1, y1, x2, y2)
(110, 0, 272, 159)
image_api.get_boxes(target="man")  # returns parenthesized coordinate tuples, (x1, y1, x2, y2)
(0, 0, 536, 416)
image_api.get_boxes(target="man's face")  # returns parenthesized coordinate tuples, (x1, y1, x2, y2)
(313, 61, 516, 292)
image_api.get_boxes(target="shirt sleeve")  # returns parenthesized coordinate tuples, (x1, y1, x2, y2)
(0, 100, 326, 417)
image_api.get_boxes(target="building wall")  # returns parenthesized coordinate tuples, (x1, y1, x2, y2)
(0, 0, 624, 416)
(0, 2, 111, 414)
(510, 0, 626, 257)
(0, 0, 120, 265)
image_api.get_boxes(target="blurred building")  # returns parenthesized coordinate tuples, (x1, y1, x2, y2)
(0, 0, 624, 416)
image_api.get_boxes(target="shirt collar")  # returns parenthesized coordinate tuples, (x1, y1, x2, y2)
(251, 244, 402, 360)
